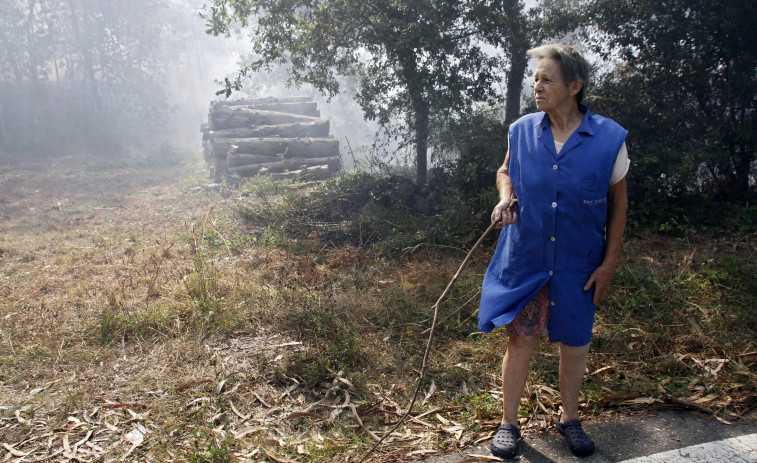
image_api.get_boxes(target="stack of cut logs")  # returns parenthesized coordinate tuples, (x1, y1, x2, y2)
(201, 97, 340, 181)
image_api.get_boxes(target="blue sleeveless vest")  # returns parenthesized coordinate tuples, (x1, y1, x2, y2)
(478, 105, 627, 346)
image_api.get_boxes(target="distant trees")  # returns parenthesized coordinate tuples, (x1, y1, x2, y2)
(0, 0, 206, 156)
(4, 0, 752, 211)
(588, 0, 757, 202)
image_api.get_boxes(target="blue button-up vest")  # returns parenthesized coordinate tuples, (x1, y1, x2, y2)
(478, 105, 627, 346)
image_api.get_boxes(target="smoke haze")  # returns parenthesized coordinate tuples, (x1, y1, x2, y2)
(0, 0, 378, 163)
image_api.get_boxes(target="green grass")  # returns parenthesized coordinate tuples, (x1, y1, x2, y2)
(43, 171, 754, 460)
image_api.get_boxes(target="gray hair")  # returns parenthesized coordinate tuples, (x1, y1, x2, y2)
(527, 44, 590, 104)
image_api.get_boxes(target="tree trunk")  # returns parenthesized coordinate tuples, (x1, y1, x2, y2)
(67, 0, 101, 110)
(505, 50, 528, 123)
(25, 0, 39, 88)
(203, 119, 329, 141)
(504, 17, 530, 124)
(211, 96, 313, 106)
(413, 97, 429, 186)
(732, 144, 753, 202)
(211, 137, 339, 159)
(227, 156, 340, 177)
(0, 99, 5, 146)
(398, 45, 429, 186)
(209, 107, 319, 130)
(211, 100, 319, 117)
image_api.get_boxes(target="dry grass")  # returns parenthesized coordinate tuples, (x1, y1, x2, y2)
(0, 152, 755, 462)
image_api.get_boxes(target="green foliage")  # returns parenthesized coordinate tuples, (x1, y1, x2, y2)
(427, 106, 512, 241)
(283, 351, 334, 389)
(460, 392, 501, 425)
(602, 241, 757, 345)
(627, 196, 757, 236)
(97, 306, 121, 345)
(432, 106, 507, 194)
(237, 171, 500, 251)
(586, 236, 757, 401)
(588, 0, 757, 203)
(184, 431, 233, 463)
(233, 103, 511, 247)
(200, 0, 592, 185)
(91, 219, 257, 345)
(94, 303, 180, 345)
(478, 0, 589, 121)
(239, 172, 413, 249)
(183, 257, 223, 328)
(239, 175, 301, 197)
(304, 434, 360, 461)
(294, 297, 364, 373)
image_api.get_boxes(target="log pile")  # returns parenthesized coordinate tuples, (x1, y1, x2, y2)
(201, 97, 340, 181)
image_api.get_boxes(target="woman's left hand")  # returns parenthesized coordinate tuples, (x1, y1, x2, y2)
(584, 262, 616, 305)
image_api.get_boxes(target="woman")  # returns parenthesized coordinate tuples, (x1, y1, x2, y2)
(479, 44, 629, 459)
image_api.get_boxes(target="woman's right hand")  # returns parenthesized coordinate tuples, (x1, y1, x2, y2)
(491, 198, 518, 229)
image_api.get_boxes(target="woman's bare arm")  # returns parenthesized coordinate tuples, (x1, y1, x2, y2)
(491, 138, 518, 228)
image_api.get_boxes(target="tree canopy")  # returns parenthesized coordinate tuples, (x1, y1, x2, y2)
(476, 0, 585, 123)
(588, 0, 757, 202)
(203, 0, 507, 185)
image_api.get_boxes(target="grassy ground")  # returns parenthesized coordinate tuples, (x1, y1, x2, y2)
(0, 151, 755, 462)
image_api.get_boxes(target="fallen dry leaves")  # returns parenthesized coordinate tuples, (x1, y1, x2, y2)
(1, 154, 755, 462)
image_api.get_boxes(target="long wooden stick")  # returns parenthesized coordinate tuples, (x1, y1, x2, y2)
(359, 218, 501, 461)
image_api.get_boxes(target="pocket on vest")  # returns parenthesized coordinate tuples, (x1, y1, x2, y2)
(581, 179, 608, 221)
(498, 239, 521, 284)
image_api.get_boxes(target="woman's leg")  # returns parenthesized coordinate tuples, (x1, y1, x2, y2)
(558, 342, 590, 422)
(501, 334, 540, 425)
(557, 342, 595, 456)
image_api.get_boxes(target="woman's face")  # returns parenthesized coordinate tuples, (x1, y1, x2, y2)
(533, 58, 578, 112)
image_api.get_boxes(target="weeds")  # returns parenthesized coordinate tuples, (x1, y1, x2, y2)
(229, 174, 756, 451)
(2, 161, 755, 462)
(590, 236, 757, 409)
(183, 431, 233, 463)
(182, 247, 224, 332)
(97, 307, 121, 344)
(239, 174, 302, 197)
(235, 171, 493, 252)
